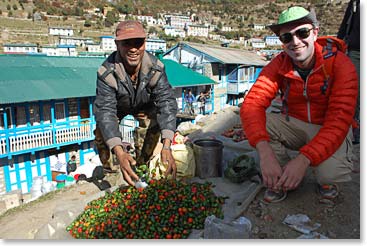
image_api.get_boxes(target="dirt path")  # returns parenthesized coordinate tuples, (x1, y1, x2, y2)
(242, 143, 360, 239)
(0, 141, 360, 239)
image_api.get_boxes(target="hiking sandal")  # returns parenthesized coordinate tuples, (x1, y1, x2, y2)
(263, 189, 287, 204)
(318, 184, 339, 200)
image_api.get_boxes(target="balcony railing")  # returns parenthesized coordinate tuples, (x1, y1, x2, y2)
(0, 119, 95, 158)
(227, 82, 249, 95)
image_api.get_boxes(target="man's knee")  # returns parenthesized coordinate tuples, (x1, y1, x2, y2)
(93, 127, 116, 171)
(314, 158, 353, 184)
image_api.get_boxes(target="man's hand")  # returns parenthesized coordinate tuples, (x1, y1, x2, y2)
(113, 146, 139, 186)
(275, 154, 310, 191)
(161, 139, 177, 179)
(256, 141, 283, 190)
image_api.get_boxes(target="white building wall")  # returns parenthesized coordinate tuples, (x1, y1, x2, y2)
(265, 36, 282, 46)
(165, 14, 192, 29)
(3, 46, 38, 53)
(100, 37, 116, 51)
(187, 25, 209, 37)
(87, 44, 102, 53)
(146, 39, 167, 52)
(164, 27, 186, 38)
(49, 28, 74, 36)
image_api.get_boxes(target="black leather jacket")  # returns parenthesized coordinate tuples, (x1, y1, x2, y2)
(93, 51, 177, 150)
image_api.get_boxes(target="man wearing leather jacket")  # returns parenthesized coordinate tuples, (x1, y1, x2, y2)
(93, 20, 178, 186)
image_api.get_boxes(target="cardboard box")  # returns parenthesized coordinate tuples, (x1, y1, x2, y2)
(52, 171, 66, 181)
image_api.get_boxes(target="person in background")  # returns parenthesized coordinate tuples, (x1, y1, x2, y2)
(184, 89, 196, 115)
(240, 6, 358, 203)
(67, 155, 77, 175)
(337, 0, 360, 144)
(198, 91, 207, 115)
(238, 90, 248, 108)
(93, 20, 178, 186)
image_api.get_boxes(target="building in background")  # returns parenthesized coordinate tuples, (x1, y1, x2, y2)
(145, 38, 167, 53)
(0, 55, 105, 195)
(164, 42, 268, 109)
(48, 26, 74, 36)
(3, 44, 38, 54)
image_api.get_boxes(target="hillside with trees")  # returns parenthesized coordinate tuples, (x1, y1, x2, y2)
(0, 0, 349, 48)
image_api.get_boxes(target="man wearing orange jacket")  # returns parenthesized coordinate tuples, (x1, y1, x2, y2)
(240, 6, 358, 203)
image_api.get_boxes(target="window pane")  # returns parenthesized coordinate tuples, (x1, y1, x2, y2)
(80, 98, 90, 119)
(55, 103, 65, 121)
(68, 98, 78, 119)
(43, 103, 51, 123)
(228, 69, 238, 81)
(15, 106, 26, 126)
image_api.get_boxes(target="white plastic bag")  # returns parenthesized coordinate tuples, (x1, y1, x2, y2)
(203, 215, 252, 239)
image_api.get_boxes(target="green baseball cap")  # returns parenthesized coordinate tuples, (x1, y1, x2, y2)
(268, 6, 318, 35)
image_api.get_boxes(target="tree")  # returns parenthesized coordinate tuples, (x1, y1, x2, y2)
(84, 19, 92, 27)
(12, 4, 17, 11)
(148, 26, 157, 34)
(217, 21, 223, 30)
(74, 7, 83, 16)
(105, 10, 119, 27)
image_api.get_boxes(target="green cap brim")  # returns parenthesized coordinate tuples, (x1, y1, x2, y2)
(268, 11, 318, 35)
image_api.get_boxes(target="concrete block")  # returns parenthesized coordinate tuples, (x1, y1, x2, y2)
(0, 200, 7, 215)
(22, 193, 33, 204)
(3, 190, 23, 210)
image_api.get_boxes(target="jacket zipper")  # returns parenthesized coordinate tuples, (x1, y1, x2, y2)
(303, 76, 311, 123)
(303, 65, 323, 123)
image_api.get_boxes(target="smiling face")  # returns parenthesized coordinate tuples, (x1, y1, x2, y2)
(116, 38, 146, 73)
(279, 23, 318, 69)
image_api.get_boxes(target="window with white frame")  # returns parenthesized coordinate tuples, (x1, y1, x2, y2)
(238, 67, 255, 82)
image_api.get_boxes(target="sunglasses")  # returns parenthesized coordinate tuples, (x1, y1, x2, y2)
(118, 38, 145, 48)
(279, 27, 313, 44)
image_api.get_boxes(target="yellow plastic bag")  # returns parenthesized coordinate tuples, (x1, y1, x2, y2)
(148, 143, 196, 180)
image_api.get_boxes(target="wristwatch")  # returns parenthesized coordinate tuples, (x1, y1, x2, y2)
(162, 145, 171, 150)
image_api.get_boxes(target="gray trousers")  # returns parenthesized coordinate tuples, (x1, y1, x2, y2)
(348, 50, 360, 124)
(265, 112, 354, 185)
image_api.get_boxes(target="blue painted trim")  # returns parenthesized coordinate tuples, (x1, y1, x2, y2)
(14, 156, 21, 190)
(39, 101, 44, 124)
(3, 162, 11, 192)
(10, 105, 15, 130)
(4, 112, 10, 155)
(77, 98, 81, 121)
(44, 151, 51, 181)
(25, 155, 33, 192)
(51, 101, 57, 145)
(25, 104, 30, 127)
(79, 144, 85, 165)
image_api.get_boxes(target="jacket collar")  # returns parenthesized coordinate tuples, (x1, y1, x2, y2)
(113, 51, 153, 82)
(278, 42, 325, 78)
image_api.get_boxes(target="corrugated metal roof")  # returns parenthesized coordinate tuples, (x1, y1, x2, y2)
(182, 42, 268, 66)
(0, 54, 215, 104)
(0, 55, 105, 104)
(161, 58, 215, 87)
